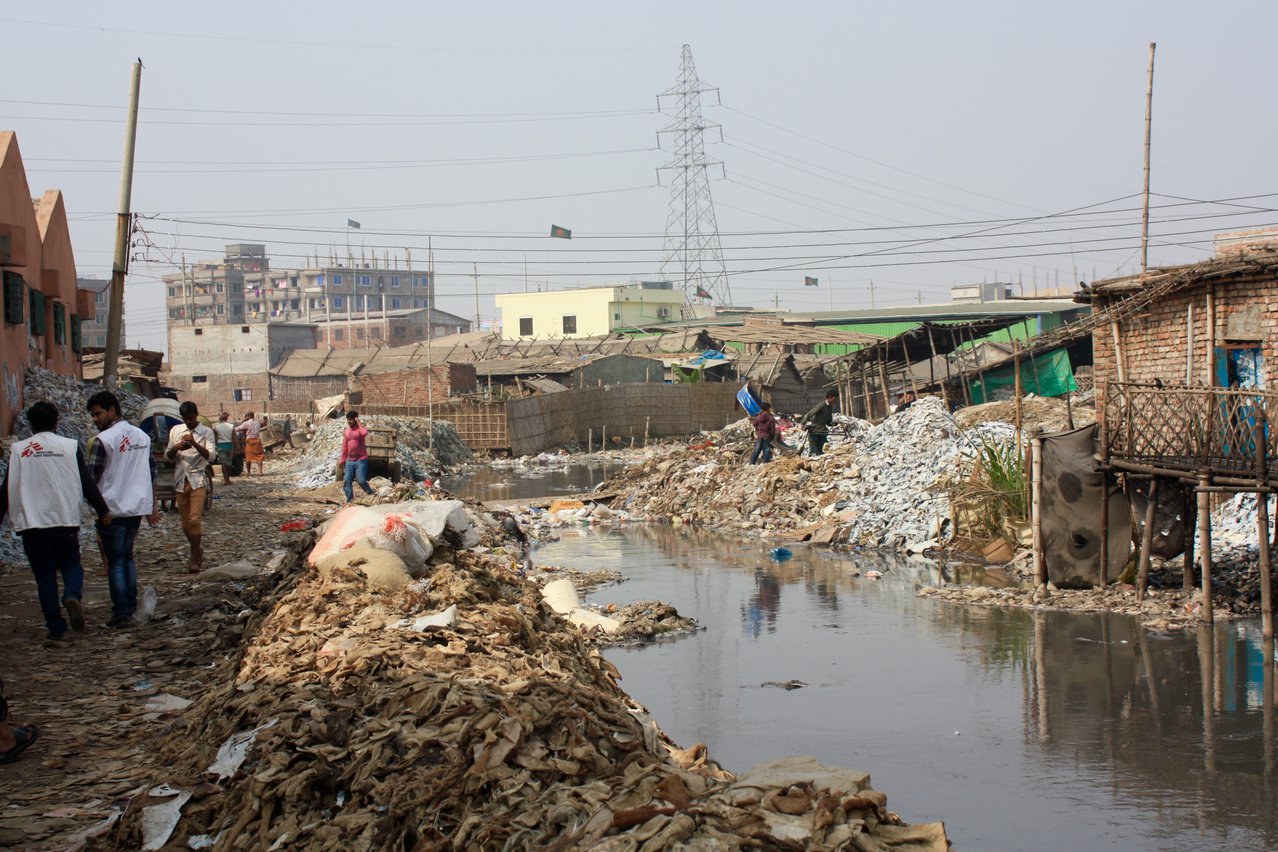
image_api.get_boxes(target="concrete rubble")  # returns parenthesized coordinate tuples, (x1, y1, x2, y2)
(95, 492, 948, 851)
(603, 397, 1015, 552)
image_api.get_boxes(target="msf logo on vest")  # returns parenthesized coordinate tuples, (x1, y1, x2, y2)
(20, 441, 44, 458)
(118, 435, 147, 454)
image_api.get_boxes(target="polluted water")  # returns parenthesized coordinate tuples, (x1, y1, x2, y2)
(536, 524, 1278, 852)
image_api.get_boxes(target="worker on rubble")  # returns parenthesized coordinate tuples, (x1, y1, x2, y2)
(166, 402, 215, 575)
(87, 390, 160, 629)
(895, 390, 916, 413)
(801, 390, 839, 457)
(750, 402, 779, 465)
(236, 410, 266, 476)
(0, 401, 112, 640)
(340, 409, 376, 502)
(213, 412, 236, 485)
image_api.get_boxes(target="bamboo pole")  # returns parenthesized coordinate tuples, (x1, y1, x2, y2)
(1186, 301, 1195, 385)
(1032, 431, 1046, 586)
(859, 361, 872, 421)
(1111, 318, 1127, 384)
(926, 325, 950, 411)
(900, 334, 920, 397)
(1013, 340, 1023, 447)
(1198, 470, 1213, 624)
(1136, 478, 1159, 602)
(644, 416, 650, 448)
(877, 350, 891, 419)
(1205, 284, 1216, 386)
(1258, 416, 1273, 639)
(1099, 385, 1111, 587)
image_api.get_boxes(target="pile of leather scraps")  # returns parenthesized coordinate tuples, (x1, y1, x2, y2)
(104, 524, 948, 850)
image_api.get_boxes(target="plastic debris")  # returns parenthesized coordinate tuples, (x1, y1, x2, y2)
(206, 718, 279, 780)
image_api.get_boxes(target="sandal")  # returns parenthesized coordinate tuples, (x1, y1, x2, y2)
(0, 725, 39, 764)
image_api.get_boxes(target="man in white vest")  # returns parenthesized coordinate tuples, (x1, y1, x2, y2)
(86, 391, 159, 629)
(0, 401, 112, 639)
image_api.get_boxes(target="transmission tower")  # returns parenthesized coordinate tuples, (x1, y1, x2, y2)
(658, 44, 733, 309)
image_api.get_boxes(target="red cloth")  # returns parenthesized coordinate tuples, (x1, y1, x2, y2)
(752, 411, 778, 440)
(341, 427, 369, 463)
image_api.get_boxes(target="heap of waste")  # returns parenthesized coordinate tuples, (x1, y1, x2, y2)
(12, 365, 148, 447)
(107, 497, 948, 851)
(287, 415, 472, 488)
(605, 397, 1014, 551)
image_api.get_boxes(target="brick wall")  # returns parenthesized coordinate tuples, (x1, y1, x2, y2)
(1093, 273, 1278, 391)
(351, 363, 475, 406)
(170, 372, 271, 416)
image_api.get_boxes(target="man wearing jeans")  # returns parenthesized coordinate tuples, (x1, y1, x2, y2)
(0, 402, 111, 640)
(166, 401, 215, 574)
(340, 410, 375, 502)
(87, 391, 159, 629)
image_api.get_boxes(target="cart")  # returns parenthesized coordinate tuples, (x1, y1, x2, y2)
(334, 427, 402, 483)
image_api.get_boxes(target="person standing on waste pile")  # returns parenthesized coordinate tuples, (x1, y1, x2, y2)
(340, 409, 376, 502)
(750, 402, 779, 465)
(166, 401, 215, 575)
(236, 410, 266, 476)
(212, 411, 236, 486)
(895, 390, 916, 413)
(800, 390, 838, 457)
(0, 401, 112, 640)
(86, 390, 159, 629)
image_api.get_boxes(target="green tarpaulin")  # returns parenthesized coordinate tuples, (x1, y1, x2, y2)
(970, 347, 1076, 404)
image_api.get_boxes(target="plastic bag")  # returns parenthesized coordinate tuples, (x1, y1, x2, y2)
(133, 585, 157, 626)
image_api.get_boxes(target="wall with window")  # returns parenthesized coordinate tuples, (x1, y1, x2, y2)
(495, 285, 686, 340)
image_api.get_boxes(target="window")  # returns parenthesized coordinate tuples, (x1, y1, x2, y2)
(394, 326, 406, 337)
(391, 276, 400, 287)
(372, 327, 382, 339)
(333, 274, 342, 286)
(562, 315, 577, 334)
(333, 296, 344, 309)
(356, 327, 365, 340)
(215, 283, 224, 294)
(71, 313, 81, 353)
(29, 290, 46, 335)
(3, 271, 24, 325)
(377, 276, 384, 287)
(290, 299, 299, 310)
(391, 298, 401, 309)
(418, 276, 430, 288)
(241, 326, 250, 333)
(249, 302, 260, 313)
(194, 328, 204, 336)
(192, 375, 207, 383)
(233, 388, 252, 401)
(167, 287, 176, 298)
(360, 275, 372, 287)
(614, 313, 621, 321)
(519, 317, 533, 336)
(334, 328, 344, 341)
(53, 303, 66, 344)
(316, 275, 326, 287)
(216, 304, 225, 315)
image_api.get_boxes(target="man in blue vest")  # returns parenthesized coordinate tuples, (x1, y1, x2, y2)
(86, 391, 159, 628)
(0, 401, 112, 639)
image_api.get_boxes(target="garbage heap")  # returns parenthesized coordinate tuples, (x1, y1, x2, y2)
(607, 397, 1015, 551)
(288, 415, 472, 488)
(12, 365, 148, 446)
(111, 502, 947, 851)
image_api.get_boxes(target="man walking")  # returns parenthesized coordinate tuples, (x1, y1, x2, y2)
(212, 411, 236, 485)
(801, 390, 839, 457)
(0, 402, 111, 639)
(236, 411, 265, 476)
(166, 402, 215, 574)
(340, 410, 376, 502)
(750, 402, 779, 465)
(87, 391, 159, 628)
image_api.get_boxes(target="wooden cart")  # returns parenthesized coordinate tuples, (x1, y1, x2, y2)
(333, 427, 402, 483)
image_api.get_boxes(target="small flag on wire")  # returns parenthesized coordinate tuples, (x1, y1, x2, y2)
(347, 219, 361, 230)
(550, 224, 572, 239)
(695, 286, 711, 299)
(804, 276, 819, 287)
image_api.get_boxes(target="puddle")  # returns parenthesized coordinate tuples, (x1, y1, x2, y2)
(535, 525, 1278, 852)
(440, 460, 621, 503)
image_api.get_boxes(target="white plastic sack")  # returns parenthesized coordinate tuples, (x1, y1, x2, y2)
(132, 585, 157, 626)
(308, 507, 386, 567)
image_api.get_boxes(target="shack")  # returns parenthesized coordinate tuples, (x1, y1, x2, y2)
(472, 353, 664, 393)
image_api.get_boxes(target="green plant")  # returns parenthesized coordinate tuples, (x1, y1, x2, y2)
(950, 436, 1028, 541)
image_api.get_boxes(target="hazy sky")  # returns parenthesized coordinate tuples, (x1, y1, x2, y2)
(4, 1, 1277, 351)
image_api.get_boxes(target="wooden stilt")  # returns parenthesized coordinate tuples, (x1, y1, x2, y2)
(1136, 478, 1159, 602)
(1199, 471, 1213, 624)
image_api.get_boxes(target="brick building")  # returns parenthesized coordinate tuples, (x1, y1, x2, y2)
(1085, 241, 1278, 391)
(270, 343, 476, 409)
(0, 131, 85, 432)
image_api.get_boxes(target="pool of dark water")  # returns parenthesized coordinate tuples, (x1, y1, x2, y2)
(440, 460, 621, 503)
(534, 525, 1278, 852)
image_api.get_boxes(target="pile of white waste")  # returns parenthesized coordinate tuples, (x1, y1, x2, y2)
(13, 366, 148, 447)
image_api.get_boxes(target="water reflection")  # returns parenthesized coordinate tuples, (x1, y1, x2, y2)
(440, 460, 621, 503)
(536, 525, 1278, 851)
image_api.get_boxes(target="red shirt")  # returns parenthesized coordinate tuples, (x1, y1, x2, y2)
(341, 426, 368, 462)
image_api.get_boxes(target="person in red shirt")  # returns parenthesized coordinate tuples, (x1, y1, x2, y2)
(750, 402, 778, 465)
(340, 410, 375, 502)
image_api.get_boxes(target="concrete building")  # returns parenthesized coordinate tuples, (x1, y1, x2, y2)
(166, 322, 317, 413)
(312, 307, 471, 349)
(0, 131, 85, 432)
(494, 282, 691, 340)
(164, 243, 278, 325)
(298, 258, 434, 321)
(76, 277, 122, 349)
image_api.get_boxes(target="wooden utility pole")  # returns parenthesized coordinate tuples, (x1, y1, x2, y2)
(1140, 42, 1157, 273)
(103, 60, 142, 390)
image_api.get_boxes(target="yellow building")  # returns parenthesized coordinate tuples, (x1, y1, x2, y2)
(494, 282, 692, 340)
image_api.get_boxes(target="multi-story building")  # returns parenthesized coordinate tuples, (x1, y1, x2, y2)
(494, 282, 689, 340)
(75, 277, 123, 348)
(0, 131, 85, 432)
(166, 321, 318, 413)
(313, 306, 471, 349)
(163, 243, 294, 325)
(298, 258, 435, 321)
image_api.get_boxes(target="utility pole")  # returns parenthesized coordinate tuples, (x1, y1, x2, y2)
(1140, 41, 1157, 273)
(472, 263, 480, 332)
(869, 280, 876, 310)
(828, 276, 834, 311)
(103, 60, 142, 390)
(523, 254, 529, 293)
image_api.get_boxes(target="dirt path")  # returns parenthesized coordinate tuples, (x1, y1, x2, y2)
(0, 469, 319, 851)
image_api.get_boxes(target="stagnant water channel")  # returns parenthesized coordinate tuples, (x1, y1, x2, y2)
(534, 525, 1276, 851)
